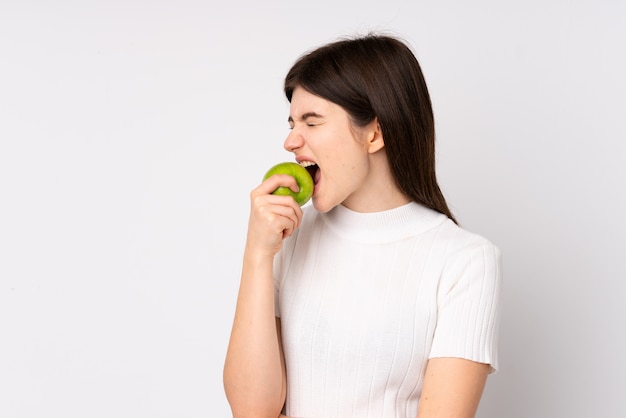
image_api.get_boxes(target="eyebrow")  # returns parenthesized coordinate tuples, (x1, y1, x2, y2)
(287, 112, 324, 123)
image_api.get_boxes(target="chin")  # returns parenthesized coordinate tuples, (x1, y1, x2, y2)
(311, 197, 337, 214)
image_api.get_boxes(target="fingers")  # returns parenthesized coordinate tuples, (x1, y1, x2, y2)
(258, 173, 300, 194)
(246, 177, 304, 256)
(251, 175, 303, 228)
(252, 193, 302, 233)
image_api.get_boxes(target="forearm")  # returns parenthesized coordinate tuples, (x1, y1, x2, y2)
(224, 250, 286, 417)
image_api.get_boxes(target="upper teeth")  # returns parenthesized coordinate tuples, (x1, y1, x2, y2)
(299, 161, 316, 167)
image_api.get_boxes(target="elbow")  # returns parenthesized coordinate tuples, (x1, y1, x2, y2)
(224, 384, 284, 418)
(228, 404, 284, 418)
(223, 364, 285, 418)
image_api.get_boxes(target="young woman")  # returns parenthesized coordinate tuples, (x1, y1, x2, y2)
(224, 34, 502, 418)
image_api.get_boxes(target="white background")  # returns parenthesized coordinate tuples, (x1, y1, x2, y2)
(1, 1, 624, 417)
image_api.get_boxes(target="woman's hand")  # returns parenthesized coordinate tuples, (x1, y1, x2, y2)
(246, 173, 304, 257)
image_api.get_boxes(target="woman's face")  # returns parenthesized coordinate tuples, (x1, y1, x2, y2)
(284, 87, 382, 213)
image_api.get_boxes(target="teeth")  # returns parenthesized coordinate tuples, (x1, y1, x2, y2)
(299, 161, 317, 167)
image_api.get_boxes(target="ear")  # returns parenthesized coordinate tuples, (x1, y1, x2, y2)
(366, 118, 385, 154)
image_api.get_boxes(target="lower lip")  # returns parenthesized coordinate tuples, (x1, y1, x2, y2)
(313, 178, 320, 196)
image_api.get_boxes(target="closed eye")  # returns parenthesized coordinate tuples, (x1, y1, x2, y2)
(287, 112, 325, 129)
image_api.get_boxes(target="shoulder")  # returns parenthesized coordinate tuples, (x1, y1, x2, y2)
(434, 220, 502, 292)
(435, 219, 501, 261)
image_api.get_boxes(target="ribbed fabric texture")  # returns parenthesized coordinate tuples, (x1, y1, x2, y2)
(274, 202, 502, 418)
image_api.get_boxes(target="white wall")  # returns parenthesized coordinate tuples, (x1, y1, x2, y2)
(1, 1, 624, 417)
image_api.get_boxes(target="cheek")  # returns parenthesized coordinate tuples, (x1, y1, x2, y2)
(334, 157, 369, 189)
(317, 133, 368, 177)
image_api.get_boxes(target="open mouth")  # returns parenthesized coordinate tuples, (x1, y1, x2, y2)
(299, 161, 320, 185)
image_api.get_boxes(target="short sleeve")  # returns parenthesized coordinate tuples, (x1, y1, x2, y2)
(429, 242, 503, 373)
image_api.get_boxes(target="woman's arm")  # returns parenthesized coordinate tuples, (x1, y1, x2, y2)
(223, 258, 287, 417)
(416, 357, 490, 418)
(223, 175, 302, 418)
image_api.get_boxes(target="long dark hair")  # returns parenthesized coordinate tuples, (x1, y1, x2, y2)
(284, 34, 456, 223)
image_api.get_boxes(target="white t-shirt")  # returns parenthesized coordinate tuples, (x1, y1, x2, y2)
(274, 202, 502, 418)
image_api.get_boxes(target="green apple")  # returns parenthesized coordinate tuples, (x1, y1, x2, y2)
(263, 162, 314, 206)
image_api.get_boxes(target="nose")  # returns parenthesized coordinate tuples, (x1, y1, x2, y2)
(284, 129, 304, 153)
